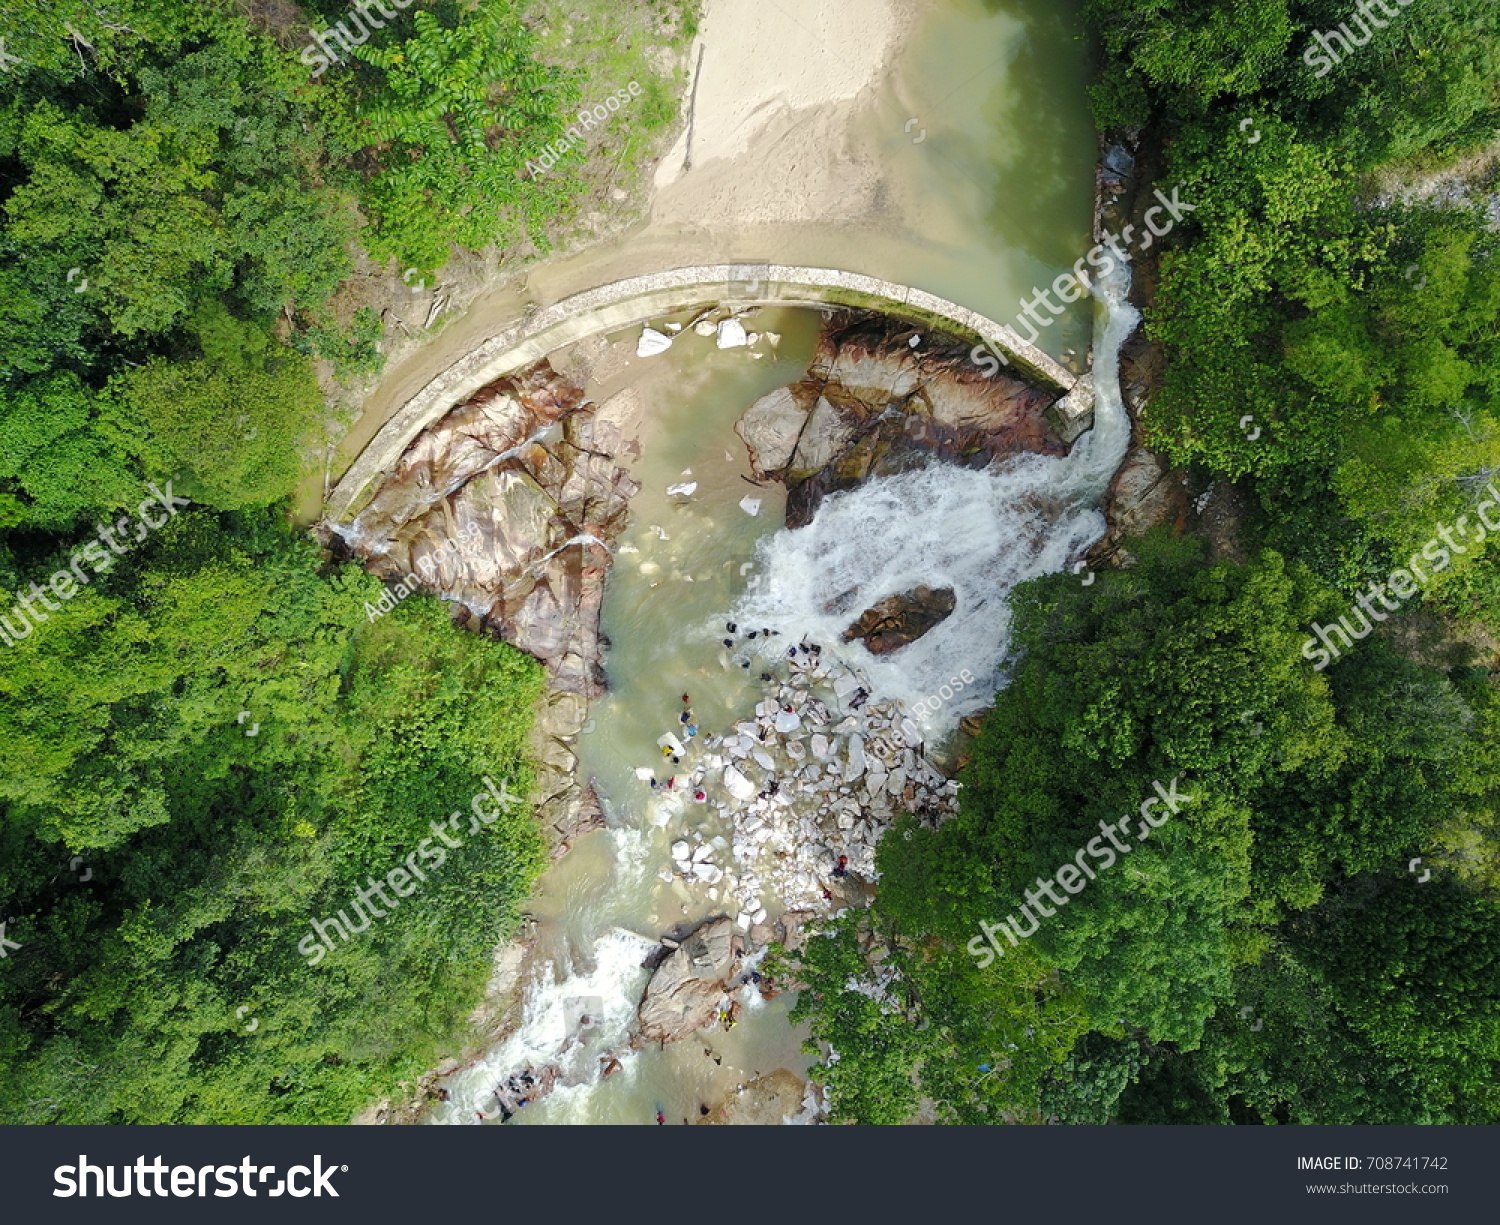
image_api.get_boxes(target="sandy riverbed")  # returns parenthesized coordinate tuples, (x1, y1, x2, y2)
(307, 0, 926, 520)
(652, 0, 918, 229)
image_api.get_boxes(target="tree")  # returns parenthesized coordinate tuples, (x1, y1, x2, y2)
(102, 304, 321, 510)
(1299, 880, 1500, 1072)
(339, 0, 583, 269)
(0, 517, 547, 1123)
(0, 374, 137, 528)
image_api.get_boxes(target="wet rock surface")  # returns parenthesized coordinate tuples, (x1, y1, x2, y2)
(635, 916, 740, 1046)
(737, 313, 1071, 528)
(529, 688, 606, 857)
(1089, 133, 1187, 567)
(697, 1069, 820, 1125)
(472, 1064, 560, 1122)
(650, 645, 957, 925)
(333, 359, 640, 698)
(1102, 445, 1187, 545)
(841, 584, 957, 654)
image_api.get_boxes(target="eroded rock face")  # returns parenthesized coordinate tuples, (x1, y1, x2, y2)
(339, 360, 639, 697)
(841, 585, 956, 655)
(697, 1069, 815, 1125)
(737, 314, 1069, 527)
(1103, 445, 1186, 543)
(737, 385, 815, 475)
(635, 917, 739, 1047)
(777, 910, 817, 955)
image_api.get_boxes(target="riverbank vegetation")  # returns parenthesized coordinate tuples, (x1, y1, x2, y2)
(0, 0, 687, 1122)
(785, 0, 1500, 1124)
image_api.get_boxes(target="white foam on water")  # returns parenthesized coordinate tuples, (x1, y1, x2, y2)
(731, 261, 1138, 738)
(433, 257, 1140, 1126)
(428, 926, 656, 1125)
(516, 1061, 643, 1125)
(606, 825, 658, 901)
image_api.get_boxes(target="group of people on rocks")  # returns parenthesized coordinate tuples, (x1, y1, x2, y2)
(476, 1069, 539, 1123)
(640, 642, 861, 947)
(723, 621, 782, 672)
(639, 692, 722, 804)
(646, 693, 699, 791)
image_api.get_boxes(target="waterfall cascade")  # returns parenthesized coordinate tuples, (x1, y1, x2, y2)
(730, 260, 1139, 737)
(426, 259, 1138, 1126)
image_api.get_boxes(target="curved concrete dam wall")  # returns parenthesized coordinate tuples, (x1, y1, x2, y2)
(327, 263, 1095, 521)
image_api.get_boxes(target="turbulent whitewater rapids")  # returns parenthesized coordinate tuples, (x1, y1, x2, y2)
(733, 263, 1137, 738)
(424, 254, 1139, 1126)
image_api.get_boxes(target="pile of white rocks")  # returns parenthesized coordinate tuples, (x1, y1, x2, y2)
(667, 834, 731, 890)
(660, 836, 770, 925)
(686, 647, 959, 925)
(635, 311, 780, 359)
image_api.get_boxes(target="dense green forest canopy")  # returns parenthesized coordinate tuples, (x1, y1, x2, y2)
(0, 0, 687, 1122)
(779, 0, 1500, 1125)
(5, 0, 1499, 1127)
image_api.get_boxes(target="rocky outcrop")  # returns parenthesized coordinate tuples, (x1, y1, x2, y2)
(737, 313, 1074, 528)
(332, 359, 640, 698)
(658, 646, 958, 921)
(842, 585, 956, 654)
(777, 910, 817, 955)
(698, 1069, 819, 1125)
(529, 685, 606, 856)
(736, 385, 813, 475)
(1117, 329, 1158, 423)
(1104, 447, 1185, 541)
(635, 917, 740, 1046)
(323, 360, 639, 861)
(1091, 134, 1189, 565)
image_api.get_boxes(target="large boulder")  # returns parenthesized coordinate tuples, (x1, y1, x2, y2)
(737, 384, 816, 478)
(635, 917, 738, 1047)
(1103, 445, 1185, 541)
(737, 312, 1078, 528)
(337, 359, 639, 697)
(841, 585, 957, 654)
(807, 318, 922, 411)
(697, 1069, 812, 1125)
(786, 396, 859, 482)
(722, 763, 756, 801)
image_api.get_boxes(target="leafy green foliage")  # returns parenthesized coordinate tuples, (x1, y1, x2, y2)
(882, 538, 1331, 1043)
(806, 530, 1500, 1122)
(336, 0, 584, 269)
(775, 917, 924, 1126)
(1085, 0, 1500, 588)
(0, 515, 545, 1123)
(294, 307, 388, 385)
(791, 0, 1500, 1128)
(0, 374, 137, 528)
(0, 0, 673, 1122)
(773, 912, 1093, 1125)
(1039, 1030, 1147, 1124)
(102, 305, 323, 510)
(1089, 0, 1297, 120)
(1296, 879, 1500, 1072)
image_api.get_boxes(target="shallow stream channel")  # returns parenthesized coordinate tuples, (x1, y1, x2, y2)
(426, 0, 1128, 1126)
